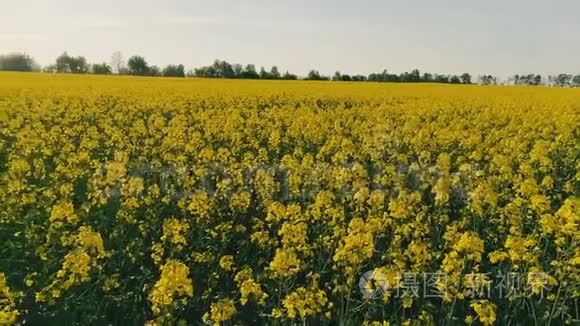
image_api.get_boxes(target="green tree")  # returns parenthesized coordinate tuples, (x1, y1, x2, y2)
(270, 66, 281, 79)
(422, 73, 433, 82)
(233, 64, 243, 78)
(433, 74, 449, 83)
(242, 64, 259, 79)
(91, 63, 112, 75)
(306, 70, 328, 80)
(213, 60, 235, 78)
(282, 71, 297, 80)
(449, 75, 461, 84)
(127, 55, 150, 75)
(460, 73, 472, 84)
(479, 75, 497, 85)
(259, 66, 271, 79)
(555, 74, 572, 87)
(194, 66, 217, 78)
(0, 53, 38, 71)
(55, 52, 88, 73)
(162, 64, 185, 77)
(148, 66, 160, 76)
(409, 69, 421, 82)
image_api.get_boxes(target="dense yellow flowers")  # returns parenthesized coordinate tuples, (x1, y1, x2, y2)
(269, 248, 302, 278)
(0, 273, 21, 325)
(333, 217, 376, 280)
(35, 226, 107, 303)
(278, 274, 332, 319)
(234, 267, 268, 305)
(205, 298, 237, 324)
(161, 218, 190, 250)
(0, 72, 578, 324)
(49, 201, 79, 226)
(470, 299, 497, 326)
(148, 260, 193, 315)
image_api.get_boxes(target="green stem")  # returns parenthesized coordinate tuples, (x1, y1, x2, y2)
(546, 284, 561, 325)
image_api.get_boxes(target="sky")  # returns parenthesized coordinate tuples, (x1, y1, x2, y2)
(1, 0, 579, 78)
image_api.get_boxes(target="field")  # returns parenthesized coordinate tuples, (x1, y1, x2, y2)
(0, 72, 578, 325)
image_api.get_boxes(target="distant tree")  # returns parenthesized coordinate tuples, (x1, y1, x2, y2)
(162, 64, 185, 77)
(186, 61, 509, 85)
(422, 73, 433, 82)
(433, 74, 449, 83)
(367, 71, 381, 82)
(270, 66, 281, 79)
(332, 71, 352, 81)
(572, 75, 580, 87)
(0, 52, 38, 71)
(521, 74, 543, 86)
(368, 69, 401, 82)
(194, 60, 274, 79)
(555, 74, 572, 87)
(110, 51, 125, 74)
(282, 71, 298, 80)
(72, 57, 88, 73)
(194, 66, 217, 78)
(533, 74, 542, 86)
(515, 74, 541, 86)
(55, 52, 69, 73)
(306, 70, 319, 80)
(399, 72, 410, 82)
(55, 52, 70, 73)
(511, 73, 540, 86)
(91, 63, 112, 75)
(380, 69, 390, 82)
(460, 73, 472, 84)
(306, 70, 329, 80)
(259, 66, 271, 79)
(127, 55, 149, 75)
(55, 52, 88, 73)
(449, 75, 461, 84)
(409, 69, 421, 82)
(242, 64, 259, 79)
(233, 64, 244, 78)
(148, 66, 160, 77)
(479, 75, 497, 85)
(213, 60, 234, 78)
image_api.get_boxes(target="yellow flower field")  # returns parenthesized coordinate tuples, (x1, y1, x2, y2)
(0, 72, 578, 325)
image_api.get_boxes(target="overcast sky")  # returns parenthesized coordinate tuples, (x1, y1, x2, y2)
(2, 0, 579, 77)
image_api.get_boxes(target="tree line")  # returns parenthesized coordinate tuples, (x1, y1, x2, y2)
(192, 60, 297, 80)
(1, 51, 579, 87)
(39, 52, 186, 77)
